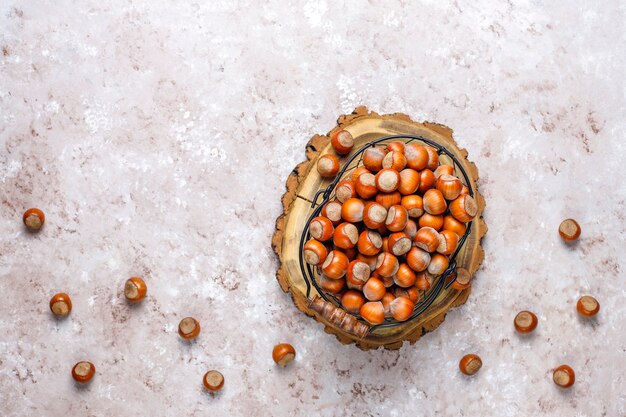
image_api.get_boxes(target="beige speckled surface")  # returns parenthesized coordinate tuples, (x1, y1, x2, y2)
(1, 1, 625, 416)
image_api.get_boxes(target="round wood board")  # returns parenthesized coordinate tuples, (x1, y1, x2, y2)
(272, 106, 487, 350)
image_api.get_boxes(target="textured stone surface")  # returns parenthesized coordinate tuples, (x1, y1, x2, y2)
(0, 1, 625, 416)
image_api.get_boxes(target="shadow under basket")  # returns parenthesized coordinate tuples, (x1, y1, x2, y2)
(272, 107, 487, 350)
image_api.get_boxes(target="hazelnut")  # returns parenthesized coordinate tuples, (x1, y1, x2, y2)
(331, 130, 354, 155)
(559, 219, 581, 242)
(72, 361, 96, 383)
(124, 277, 147, 302)
(203, 370, 225, 392)
(459, 354, 482, 376)
(23, 208, 45, 231)
(553, 365, 575, 388)
(178, 317, 201, 339)
(576, 295, 600, 317)
(272, 343, 296, 367)
(359, 301, 385, 325)
(514, 311, 538, 334)
(49, 293, 72, 317)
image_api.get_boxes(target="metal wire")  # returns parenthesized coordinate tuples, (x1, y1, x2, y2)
(298, 134, 474, 332)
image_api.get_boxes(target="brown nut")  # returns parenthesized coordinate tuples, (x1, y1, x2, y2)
(357, 230, 383, 256)
(362, 202, 387, 229)
(553, 365, 575, 388)
(435, 174, 463, 201)
(72, 361, 96, 383)
(359, 301, 385, 325)
(341, 198, 364, 223)
(427, 253, 449, 276)
(355, 173, 378, 199)
(272, 343, 296, 367)
(375, 168, 401, 193)
(443, 215, 467, 237)
(203, 370, 225, 392)
(459, 354, 482, 376)
(331, 130, 354, 155)
(124, 277, 147, 302)
(375, 252, 400, 278)
(50, 293, 72, 317)
(423, 189, 447, 215)
(346, 260, 371, 286)
(393, 263, 417, 288)
(23, 208, 45, 231)
(406, 247, 431, 273)
(321, 201, 342, 225)
(414, 227, 440, 253)
(303, 239, 329, 266)
(178, 317, 201, 339)
(317, 154, 340, 178)
(576, 295, 600, 317)
(389, 296, 414, 322)
(559, 219, 581, 242)
(363, 277, 386, 301)
(398, 169, 420, 195)
(436, 229, 459, 255)
(333, 222, 359, 249)
(387, 232, 412, 256)
(514, 311, 538, 334)
(449, 194, 478, 223)
(404, 144, 428, 171)
(401, 195, 424, 218)
(335, 180, 357, 203)
(321, 250, 349, 279)
(417, 169, 436, 193)
(362, 147, 387, 172)
(385, 205, 408, 232)
(309, 216, 334, 241)
(341, 290, 366, 314)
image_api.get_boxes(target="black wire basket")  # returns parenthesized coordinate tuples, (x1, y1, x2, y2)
(298, 134, 475, 332)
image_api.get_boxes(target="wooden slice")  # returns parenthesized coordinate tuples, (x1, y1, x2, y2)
(272, 106, 487, 350)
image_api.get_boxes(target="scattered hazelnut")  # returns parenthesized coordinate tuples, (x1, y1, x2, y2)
(23, 208, 45, 231)
(576, 295, 600, 317)
(272, 343, 296, 367)
(459, 354, 482, 376)
(559, 219, 581, 242)
(72, 361, 95, 383)
(553, 364, 575, 388)
(203, 370, 225, 392)
(178, 317, 201, 339)
(49, 293, 72, 317)
(124, 277, 147, 302)
(514, 311, 538, 334)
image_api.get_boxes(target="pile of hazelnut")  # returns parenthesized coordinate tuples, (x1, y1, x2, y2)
(304, 131, 478, 325)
